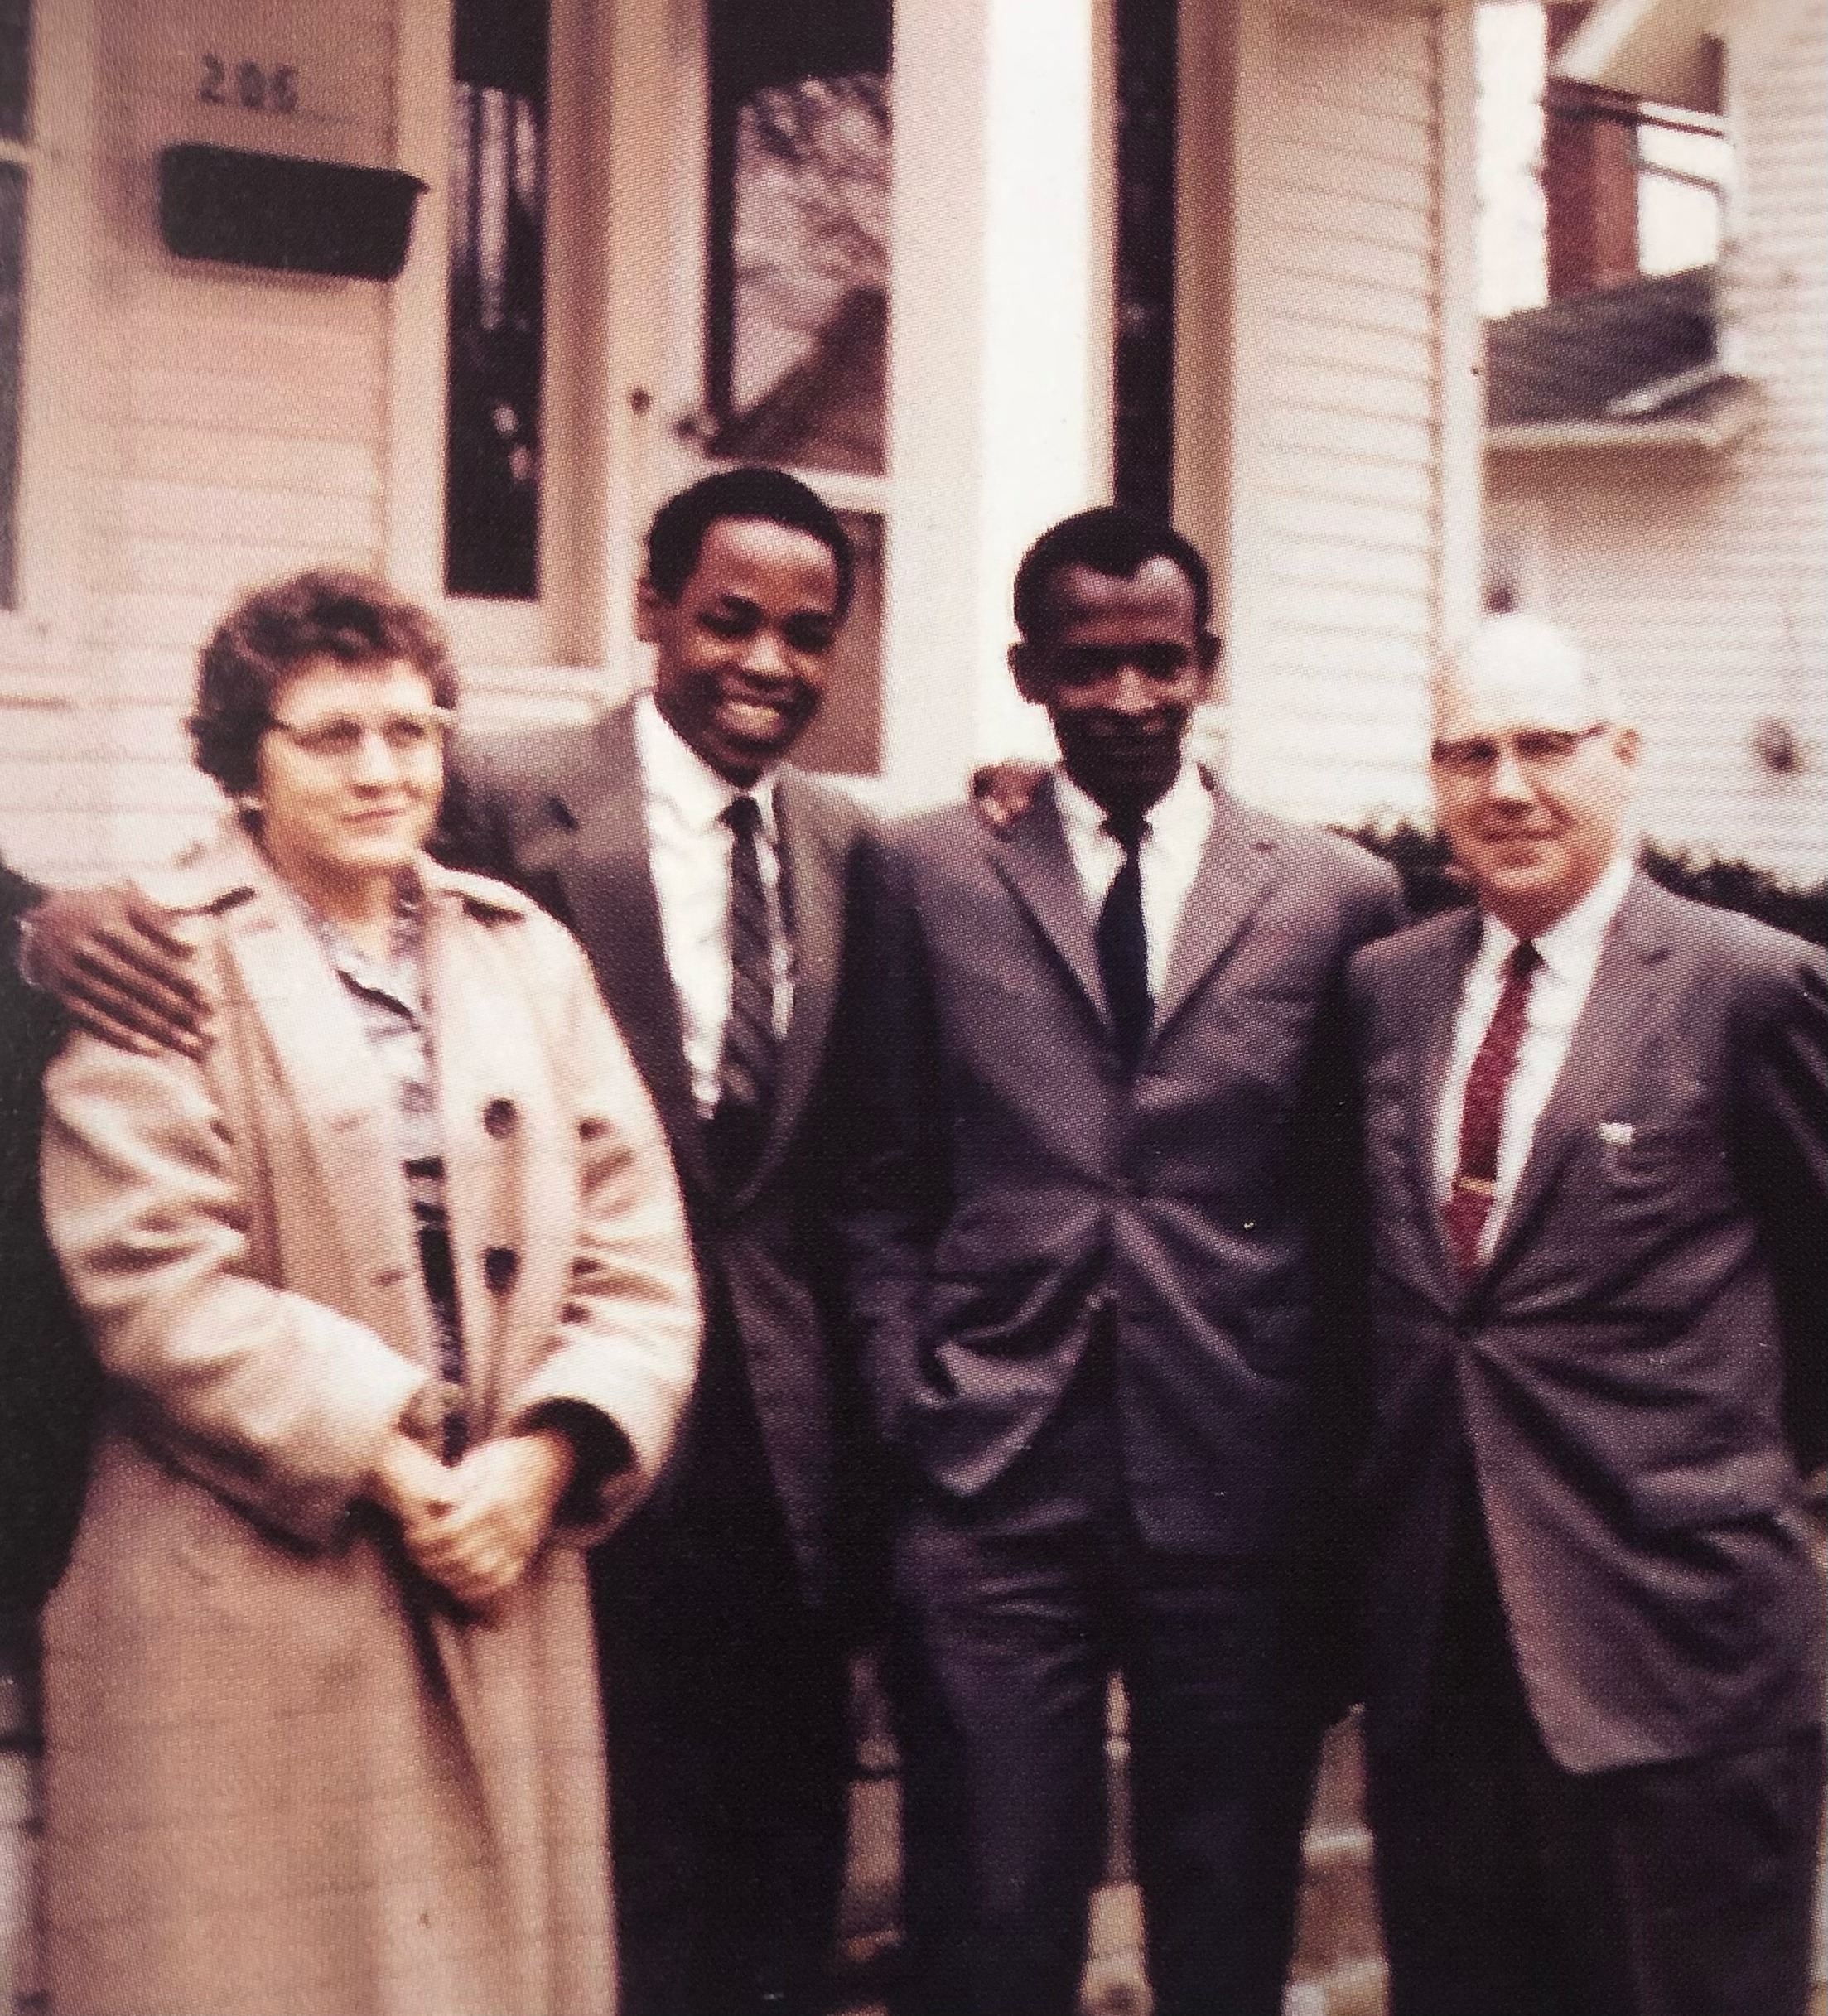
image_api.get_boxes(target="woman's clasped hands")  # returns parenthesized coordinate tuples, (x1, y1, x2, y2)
(369, 1425, 576, 1612)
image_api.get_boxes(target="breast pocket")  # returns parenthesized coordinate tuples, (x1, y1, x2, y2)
(1594, 1119, 1736, 1237)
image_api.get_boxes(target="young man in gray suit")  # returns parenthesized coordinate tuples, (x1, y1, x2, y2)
(1347, 612, 1826, 2016)
(31, 469, 877, 2016)
(842, 508, 1402, 2016)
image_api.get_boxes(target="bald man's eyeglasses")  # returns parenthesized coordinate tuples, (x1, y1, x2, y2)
(1430, 723, 1609, 779)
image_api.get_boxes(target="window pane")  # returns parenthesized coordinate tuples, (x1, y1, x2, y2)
(446, 0, 548, 600)
(788, 510, 882, 777)
(1637, 118, 1729, 182)
(0, 163, 22, 607)
(0, 0, 27, 145)
(706, 4, 890, 475)
(1113, 0, 1178, 523)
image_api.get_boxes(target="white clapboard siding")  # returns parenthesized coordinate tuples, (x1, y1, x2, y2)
(1222, 2, 1457, 827)
(1489, 0, 1828, 883)
(0, 0, 398, 885)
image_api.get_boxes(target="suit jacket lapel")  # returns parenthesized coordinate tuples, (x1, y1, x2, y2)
(989, 778, 1111, 1037)
(734, 772, 842, 1203)
(549, 705, 708, 1193)
(1483, 873, 1670, 1283)
(1150, 791, 1279, 1045)
(1413, 908, 1484, 1300)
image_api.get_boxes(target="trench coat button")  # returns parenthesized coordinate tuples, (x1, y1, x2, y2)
(482, 1097, 517, 1140)
(483, 1247, 519, 1293)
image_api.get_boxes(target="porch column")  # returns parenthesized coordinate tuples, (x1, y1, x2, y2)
(885, 0, 1113, 807)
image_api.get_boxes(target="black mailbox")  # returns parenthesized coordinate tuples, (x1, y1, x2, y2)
(157, 144, 427, 281)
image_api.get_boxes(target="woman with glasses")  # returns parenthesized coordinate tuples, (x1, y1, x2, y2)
(36, 570, 699, 2016)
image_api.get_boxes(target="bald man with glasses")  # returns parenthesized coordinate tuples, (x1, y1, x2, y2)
(1345, 613, 1826, 2016)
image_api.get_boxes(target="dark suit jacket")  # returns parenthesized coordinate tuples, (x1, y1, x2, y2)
(0, 860, 98, 1611)
(1348, 874, 1828, 1773)
(440, 701, 875, 1607)
(842, 776, 1401, 1558)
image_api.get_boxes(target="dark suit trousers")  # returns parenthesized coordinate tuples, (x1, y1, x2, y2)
(1368, 1487, 1825, 2016)
(889, 1354, 1324, 2016)
(591, 1293, 851, 2016)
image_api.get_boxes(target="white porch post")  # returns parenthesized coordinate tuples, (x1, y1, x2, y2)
(885, 0, 1113, 807)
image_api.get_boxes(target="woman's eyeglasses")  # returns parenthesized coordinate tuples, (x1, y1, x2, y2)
(264, 708, 455, 763)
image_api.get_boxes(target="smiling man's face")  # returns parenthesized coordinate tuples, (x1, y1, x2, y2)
(638, 515, 842, 786)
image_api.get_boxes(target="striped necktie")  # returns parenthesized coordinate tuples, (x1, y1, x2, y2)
(717, 793, 779, 1126)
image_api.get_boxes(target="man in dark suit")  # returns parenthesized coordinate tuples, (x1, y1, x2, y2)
(0, 854, 97, 1620)
(842, 508, 1401, 2016)
(1347, 612, 1826, 2016)
(444, 469, 874, 2016)
(28, 469, 875, 2016)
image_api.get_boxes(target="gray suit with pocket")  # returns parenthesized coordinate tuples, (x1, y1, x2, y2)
(1347, 872, 1826, 2016)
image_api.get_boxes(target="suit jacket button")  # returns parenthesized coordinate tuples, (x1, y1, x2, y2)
(483, 1097, 518, 1139)
(483, 1247, 519, 1293)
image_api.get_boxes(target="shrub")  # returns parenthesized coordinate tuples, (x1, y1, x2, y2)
(1338, 822, 1828, 951)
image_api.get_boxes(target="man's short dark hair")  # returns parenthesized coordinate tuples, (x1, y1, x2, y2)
(644, 467, 855, 620)
(191, 569, 459, 796)
(1013, 506, 1213, 644)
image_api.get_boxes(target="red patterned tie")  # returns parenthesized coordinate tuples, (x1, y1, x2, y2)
(1444, 940, 1541, 1277)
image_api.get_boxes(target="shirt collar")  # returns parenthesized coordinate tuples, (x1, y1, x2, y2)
(1477, 850, 1635, 984)
(1053, 756, 1209, 852)
(288, 875, 427, 1019)
(634, 692, 780, 839)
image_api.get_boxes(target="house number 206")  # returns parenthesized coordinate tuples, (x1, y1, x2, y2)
(199, 55, 299, 114)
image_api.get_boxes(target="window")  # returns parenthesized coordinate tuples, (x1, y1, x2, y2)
(684, 0, 890, 775)
(0, 0, 30, 609)
(1636, 111, 1729, 277)
(446, 0, 548, 600)
(703, 3, 889, 475)
(1113, 0, 1178, 523)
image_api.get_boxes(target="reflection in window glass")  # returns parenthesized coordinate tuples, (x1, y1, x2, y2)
(446, 0, 547, 600)
(0, 163, 22, 607)
(0, 0, 26, 145)
(706, 5, 890, 475)
(789, 511, 883, 777)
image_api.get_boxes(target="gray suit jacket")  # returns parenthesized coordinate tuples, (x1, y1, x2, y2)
(1348, 874, 1828, 1772)
(441, 700, 875, 1604)
(842, 775, 1401, 1559)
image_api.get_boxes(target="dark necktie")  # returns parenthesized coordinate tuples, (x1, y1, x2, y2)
(716, 793, 779, 1155)
(1444, 939, 1541, 1277)
(1096, 812, 1151, 1075)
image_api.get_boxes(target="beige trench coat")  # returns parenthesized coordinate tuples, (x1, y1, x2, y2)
(38, 832, 700, 2016)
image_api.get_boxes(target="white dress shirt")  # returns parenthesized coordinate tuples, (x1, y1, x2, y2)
(1053, 760, 1214, 997)
(633, 695, 793, 1118)
(1434, 851, 1635, 1257)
